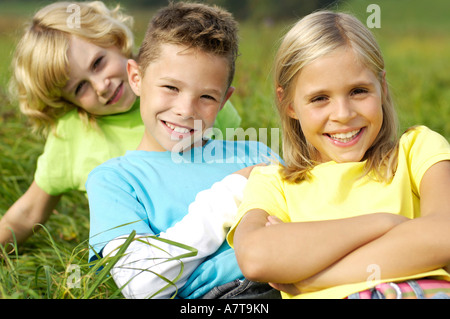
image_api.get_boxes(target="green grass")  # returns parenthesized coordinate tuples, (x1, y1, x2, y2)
(0, 0, 449, 299)
(337, 0, 450, 136)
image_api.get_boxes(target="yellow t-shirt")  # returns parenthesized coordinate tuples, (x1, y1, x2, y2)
(228, 126, 450, 298)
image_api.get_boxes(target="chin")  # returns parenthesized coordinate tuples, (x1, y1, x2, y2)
(336, 155, 365, 163)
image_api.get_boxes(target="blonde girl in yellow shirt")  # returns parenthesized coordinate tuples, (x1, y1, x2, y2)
(228, 11, 450, 299)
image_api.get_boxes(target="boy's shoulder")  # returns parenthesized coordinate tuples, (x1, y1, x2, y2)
(87, 140, 278, 178)
(85, 151, 163, 190)
(87, 151, 147, 180)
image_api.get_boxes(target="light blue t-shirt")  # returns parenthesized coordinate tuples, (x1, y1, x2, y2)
(86, 139, 278, 299)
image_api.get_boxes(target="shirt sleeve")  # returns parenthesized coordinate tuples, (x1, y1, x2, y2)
(402, 126, 450, 196)
(227, 165, 290, 248)
(34, 130, 74, 196)
(87, 166, 152, 259)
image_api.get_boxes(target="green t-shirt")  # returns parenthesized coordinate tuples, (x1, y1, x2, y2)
(34, 100, 241, 195)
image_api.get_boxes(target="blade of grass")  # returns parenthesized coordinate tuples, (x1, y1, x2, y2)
(34, 265, 53, 299)
(83, 230, 136, 299)
(35, 224, 65, 267)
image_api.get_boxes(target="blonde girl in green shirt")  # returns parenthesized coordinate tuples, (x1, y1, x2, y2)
(230, 11, 450, 299)
(1, 1, 240, 249)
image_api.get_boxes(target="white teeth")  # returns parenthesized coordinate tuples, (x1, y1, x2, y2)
(329, 129, 361, 142)
(166, 122, 191, 134)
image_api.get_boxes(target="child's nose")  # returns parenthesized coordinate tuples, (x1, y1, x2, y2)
(93, 77, 110, 96)
(330, 98, 356, 122)
(175, 96, 196, 119)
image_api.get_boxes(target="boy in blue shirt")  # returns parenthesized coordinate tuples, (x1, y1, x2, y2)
(86, 2, 279, 299)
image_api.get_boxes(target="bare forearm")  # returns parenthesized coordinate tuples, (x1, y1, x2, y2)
(233, 210, 407, 283)
(0, 182, 60, 248)
(1, 205, 47, 247)
(0, 210, 35, 247)
(299, 214, 450, 291)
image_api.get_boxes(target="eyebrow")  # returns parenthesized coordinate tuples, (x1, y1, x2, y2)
(160, 77, 224, 97)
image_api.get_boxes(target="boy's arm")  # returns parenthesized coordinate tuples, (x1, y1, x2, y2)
(0, 181, 61, 250)
(233, 209, 407, 284)
(166, 173, 249, 256)
(104, 169, 252, 298)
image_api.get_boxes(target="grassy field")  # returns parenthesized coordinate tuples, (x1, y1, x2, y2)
(0, 0, 449, 299)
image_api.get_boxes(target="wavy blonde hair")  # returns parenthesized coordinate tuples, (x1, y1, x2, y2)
(9, 1, 134, 135)
(274, 11, 399, 183)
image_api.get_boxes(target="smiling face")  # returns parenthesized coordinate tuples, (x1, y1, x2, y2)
(62, 36, 136, 115)
(287, 47, 384, 163)
(128, 43, 234, 152)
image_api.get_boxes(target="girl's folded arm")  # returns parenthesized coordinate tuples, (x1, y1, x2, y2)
(296, 161, 450, 292)
(233, 209, 407, 284)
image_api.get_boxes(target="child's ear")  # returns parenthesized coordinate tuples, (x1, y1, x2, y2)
(277, 86, 298, 120)
(127, 59, 141, 96)
(276, 86, 284, 103)
(219, 86, 235, 111)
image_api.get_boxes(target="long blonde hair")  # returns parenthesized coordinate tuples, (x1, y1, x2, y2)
(274, 11, 399, 183)
(9, 1, 134, 135)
